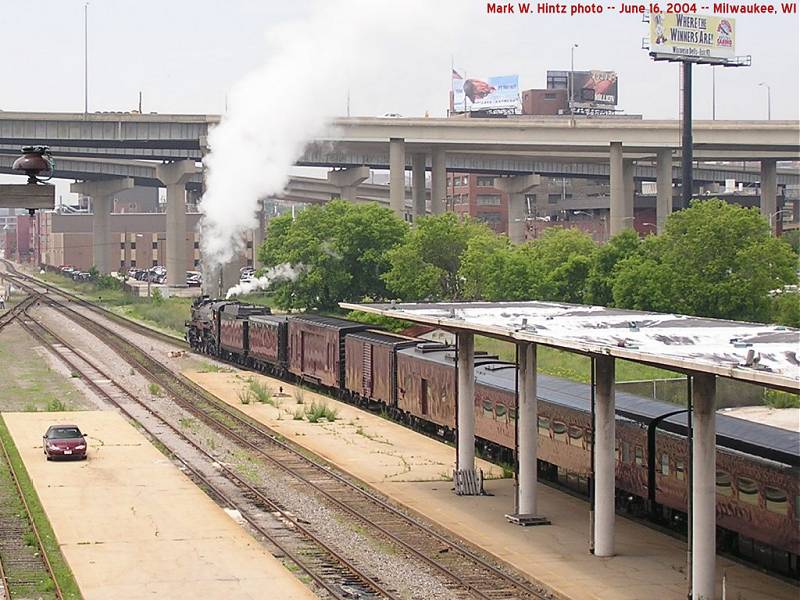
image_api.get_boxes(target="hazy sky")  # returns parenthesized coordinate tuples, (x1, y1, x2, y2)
(2, 0, 797, 120)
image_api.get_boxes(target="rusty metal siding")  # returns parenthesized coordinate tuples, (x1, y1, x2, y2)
(248, 318, 288, 366)
(288, 319, 340, 388)
(219, 317, 246, 354)
(397, 352, 456, 428)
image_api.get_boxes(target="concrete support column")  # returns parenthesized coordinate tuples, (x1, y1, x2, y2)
(656, 149, 673, 234)
(691, 373, 717, 600)
(70, 177, 134, 274)
(760, 159, 777, 234)
(157, 160, 197, 288)
(496, 175, 541, 244)
(518, 342, 538, 514)
(457, 331, 475, 472)
(252, 201, 265, 270)
(411, 153, 427, 219)
(593, 355, 615, 557)
(430, 148, 447, 215)
(623, 159, 635, 230)
(327, 166, 370, 204)
(389, 138, 406, 217)
(609, 142, 628, 236)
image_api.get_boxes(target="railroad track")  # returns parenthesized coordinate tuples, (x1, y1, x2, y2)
(10, 276, 551, 599)
(18, 314, 399, 600)
(0, 293, 39, 333)
(0, 260, 187, 349)
(0, 417, 63, 600)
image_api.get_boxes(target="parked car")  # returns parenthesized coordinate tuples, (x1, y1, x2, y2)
(71, 271, 91, 282)
(43, 425, 88, 460)
(186, 271, 202, 287)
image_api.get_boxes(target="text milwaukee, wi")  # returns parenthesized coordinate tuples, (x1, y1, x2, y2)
(486, 2, 798, 14)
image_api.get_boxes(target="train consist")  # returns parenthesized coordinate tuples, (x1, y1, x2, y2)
(186, 296, 799, 578)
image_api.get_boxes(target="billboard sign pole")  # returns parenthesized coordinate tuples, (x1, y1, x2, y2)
(646, 13, 749, 210)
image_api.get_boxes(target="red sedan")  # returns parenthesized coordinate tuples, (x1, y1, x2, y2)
(43, 425, 88, 460)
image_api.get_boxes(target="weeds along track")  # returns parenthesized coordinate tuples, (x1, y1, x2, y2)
(0, 421, 63, 600)
(14, 291, 549, 599)
(18, 314, 399, 600)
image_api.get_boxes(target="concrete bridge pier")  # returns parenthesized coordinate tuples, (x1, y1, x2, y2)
(431, 148, 447, 215)
(389, 138, 406, 217)
(593, 355, 616, 557)
(71, 177, 134, 274)
(760, 159, 777, 234)
(656, 149, 673, 234)
(496, 174, 541, 244)
(328, 166, 370, 204)
(411, 154, 427, 219)
(157, 160, 196, 287)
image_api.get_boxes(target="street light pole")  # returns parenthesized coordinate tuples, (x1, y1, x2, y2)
(569, 44, 579, 114)
(84, 2, 89, 116)
(758, 82, 772, 120)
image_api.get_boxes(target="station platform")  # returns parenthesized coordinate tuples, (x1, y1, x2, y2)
(2, 411, 316, 600)
(186, 370, 798, 600)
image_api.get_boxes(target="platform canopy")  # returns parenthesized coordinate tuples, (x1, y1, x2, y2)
(340, 301, 800, 393)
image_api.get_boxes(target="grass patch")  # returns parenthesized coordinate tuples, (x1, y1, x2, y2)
(248, 379, 277, 406)
(293, 387, 305, 405)
(293, 408, 305, 421)
(0, 416, 83, 599)
(197, 363, 233, 374)
(46, 398, 67, 412)
(238, 388, 253, 405)
(305, 401, 338, 423)
(765, 389, 800, 409)
(148, 383, 162, 397)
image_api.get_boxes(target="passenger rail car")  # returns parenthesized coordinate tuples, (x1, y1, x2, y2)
(186, 296, 800, 577)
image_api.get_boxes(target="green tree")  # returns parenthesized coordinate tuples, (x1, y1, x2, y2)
(383, 213, 493, 301)
(460, 233, 513, 300)
(612, 200, 799, 322)
(527, 228, 597, 303)
(584, 229, 641, 306)
(257, 200, 408, 310)
(771, 291, 800, 328)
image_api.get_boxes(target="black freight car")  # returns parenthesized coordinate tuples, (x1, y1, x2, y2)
(288, 316, 369, 388)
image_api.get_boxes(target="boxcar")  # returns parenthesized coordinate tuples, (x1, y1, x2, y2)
(287, 316, 369, 388)
(219, 303, 270, 359)
(344, 330, 419, 406)
(248, 314, 289, 370)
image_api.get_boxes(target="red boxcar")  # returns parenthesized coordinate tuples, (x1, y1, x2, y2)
(219, 303, 270, 358)
(344, 330, 418, 406)
(248, 315, 289, 368)
(288, 316, 369, 388)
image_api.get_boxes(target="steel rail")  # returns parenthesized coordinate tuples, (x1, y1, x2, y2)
(0, 294, 39, 333)
(30, 293, 548, 600)
(18, 314, 398, 600)
(0, 424, 63, 600)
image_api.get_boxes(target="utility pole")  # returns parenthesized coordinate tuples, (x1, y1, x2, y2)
(84, 3, 89, 116)
(681, 62, 692, 209)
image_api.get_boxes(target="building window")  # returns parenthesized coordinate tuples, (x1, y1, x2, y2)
(152, 260, 158, 267)
(545, 92, 557, 99)
(476, 212, 501, 225)
(547, 193, 561, 204)
(120, 242, 125, 249)
(716, 471, 733, 497)
(194, 259, 200, 267)
(736, 476, 760, 506)
(676, 461, 685, 481)
(764, 486, 788, 515)
(120, 261, 126, 270)
(130, 260, 136, 267)
(130, 242, 136, 250)
(495, 403, 507, 421)
(660, 453, 670, 476)
(477, 176, 495, 187)
(482, 400, 493, 419)
(476, 195, 501, 206)
(634, 446, 644, 466)
(193, 241, 200, 249)
(622, 441, 631, 464)
(246, 241, 253, 249)
(152, 241, 158, 250)
(537, 416, 550, 435)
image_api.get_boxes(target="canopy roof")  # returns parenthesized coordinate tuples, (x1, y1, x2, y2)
(340, 301, 800, 392)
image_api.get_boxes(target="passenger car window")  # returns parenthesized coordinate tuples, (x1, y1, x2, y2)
(676, 461, 685, 481)
(736, 476, 760, 506)
(537, 416, 550, 436)
(552, 421, 567, 442)
(716, 471, 733, 497)
(567, 426, 583, 447)
(764, 486, 788, 515)
(660, 453, 669, 476)
(634, 446, 644, 466)
(495, 403, 507, 421)
(482, 400, 494, 418)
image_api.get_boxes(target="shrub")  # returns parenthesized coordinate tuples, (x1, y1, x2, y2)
(306, 401, 338, 423)
(764, 389, 800, 409)
(46, 398, 66, 412)
(148, 383, 162, 397)
(238, 388, 252, 405)
(293, 387, 305, 405)
(248, 379, 277, 406)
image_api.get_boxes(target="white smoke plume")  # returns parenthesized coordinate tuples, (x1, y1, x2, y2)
(199, 0, 463, 267)
(225, 262, 304, 299)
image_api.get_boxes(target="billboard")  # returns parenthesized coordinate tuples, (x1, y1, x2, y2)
(452, 73, 521, 113)
(650, 13, 736, 61)
(571, 70, 618, 106)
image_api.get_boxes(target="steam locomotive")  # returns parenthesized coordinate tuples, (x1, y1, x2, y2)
(186, 296, 799, 578)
